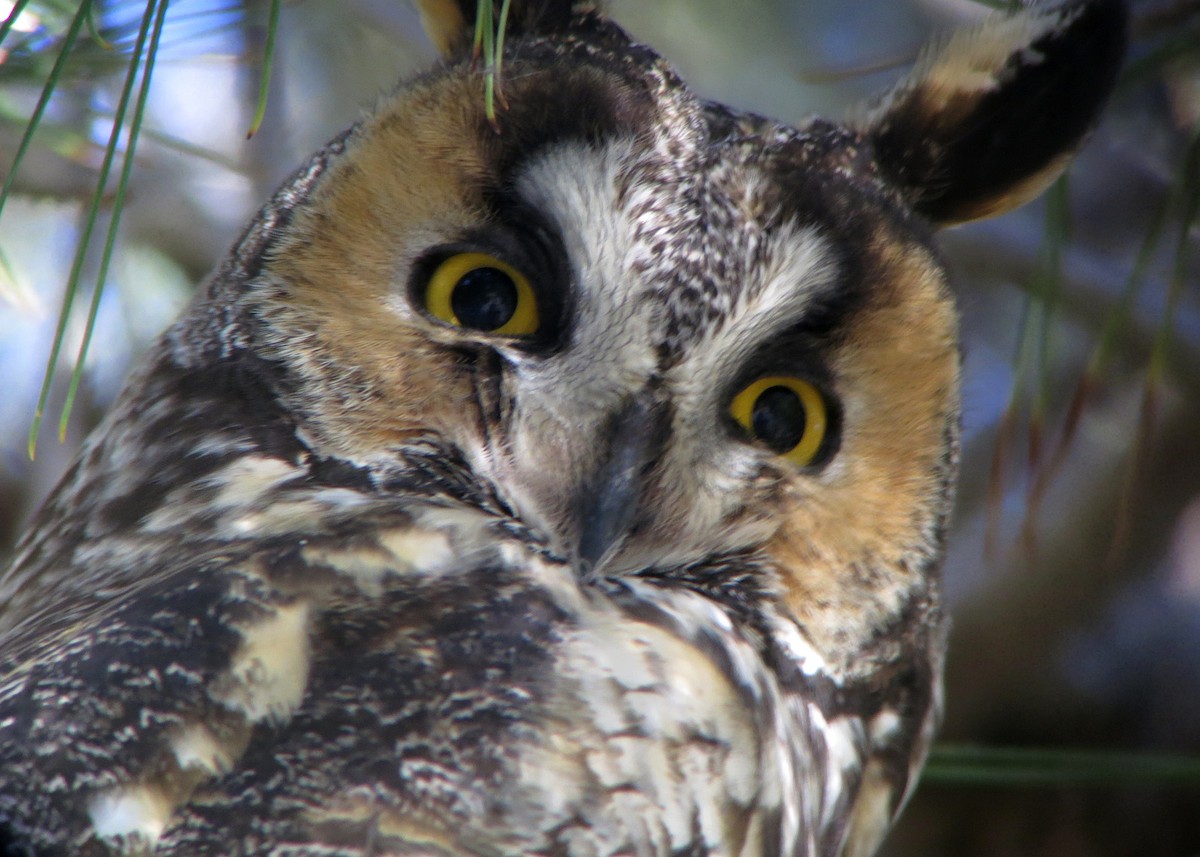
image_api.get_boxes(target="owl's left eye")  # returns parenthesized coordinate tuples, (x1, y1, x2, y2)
(422, 252, 540, 335)
(730, 376, 831, 466)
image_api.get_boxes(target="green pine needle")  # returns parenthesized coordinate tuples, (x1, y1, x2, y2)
(21, 0, 158, 457)
(85, 0, 111, 50)
(472, 0, 512, 131)
(58, 0, 170, 445)
(472, 0, 489, 58)
(0, 0, 91, 225)
(0, 0, 33, 46)
(926, 744, 1200, 787)
(4, 0, 96, 459)
(245, 0, 281, 140)
(493, 0, 513, 110)
(6, 1, 260, 457)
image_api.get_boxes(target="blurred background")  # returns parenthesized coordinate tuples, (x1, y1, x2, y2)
(0, 0, 1198, 853)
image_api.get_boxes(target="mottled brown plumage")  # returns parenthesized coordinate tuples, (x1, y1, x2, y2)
(0, 2, 1125, 855)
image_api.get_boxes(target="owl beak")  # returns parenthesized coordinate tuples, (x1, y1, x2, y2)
(575, 387, 669, 574)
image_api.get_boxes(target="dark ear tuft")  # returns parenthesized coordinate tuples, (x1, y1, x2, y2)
(417, 0, 596, 58)
(863, 0, 1128, 226)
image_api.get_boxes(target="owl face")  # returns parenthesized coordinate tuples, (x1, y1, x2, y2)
(249, 46, 959, 665)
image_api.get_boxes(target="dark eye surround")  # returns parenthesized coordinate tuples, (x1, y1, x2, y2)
(729, 375, 840, 468)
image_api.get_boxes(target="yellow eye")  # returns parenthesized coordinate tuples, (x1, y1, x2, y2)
(423, 252, 539, 335)
(729, 376, 829, 466)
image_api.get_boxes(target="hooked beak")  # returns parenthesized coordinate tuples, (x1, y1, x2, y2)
(574, 387, 669, 574)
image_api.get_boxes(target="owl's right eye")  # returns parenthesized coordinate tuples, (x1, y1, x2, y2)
(423, 252, 540, 336)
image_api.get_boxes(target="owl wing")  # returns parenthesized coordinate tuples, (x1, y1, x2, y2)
(0, 490, 507, 854)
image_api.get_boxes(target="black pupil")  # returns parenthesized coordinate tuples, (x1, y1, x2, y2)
(451, 267, 518, 331)
(751, 385, 807, 453)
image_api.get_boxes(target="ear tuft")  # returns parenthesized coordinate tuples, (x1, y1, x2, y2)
(864, 0, 1128, 226)
(416, 0, 598, 58)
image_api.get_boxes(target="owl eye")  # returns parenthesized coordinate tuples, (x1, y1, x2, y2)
(730, 376, 830, 466)
(423, 252, 540, 335)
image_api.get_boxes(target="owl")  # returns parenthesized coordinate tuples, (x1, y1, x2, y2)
(0, 1, 1125, 855)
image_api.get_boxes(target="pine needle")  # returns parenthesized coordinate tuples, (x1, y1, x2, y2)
(926, 744, 1200, 787)
(24, 0, 160, 457)
(0, 0, 91, 225)
(472, 0, 512, 132)
(85, 0, 112, 50)
(57, 0, 171, 445)
(245, 0, 281, 140)
(0, 0, 33, 47)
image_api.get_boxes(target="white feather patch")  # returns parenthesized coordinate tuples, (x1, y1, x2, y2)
(302, 527, 453, 595)
(210, 600, 311, 723)
(169, 721, 234, 775)
(88, 784, 173, 847)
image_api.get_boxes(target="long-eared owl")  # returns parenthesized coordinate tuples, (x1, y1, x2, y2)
(0, 1, 1126, 855)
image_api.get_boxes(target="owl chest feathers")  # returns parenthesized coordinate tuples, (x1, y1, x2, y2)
(0, 419, 929, 856)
